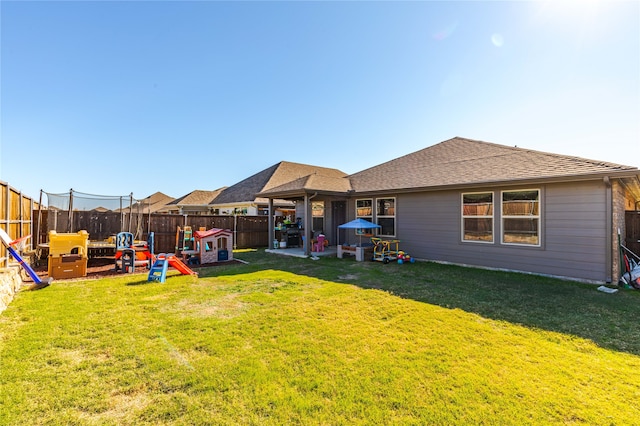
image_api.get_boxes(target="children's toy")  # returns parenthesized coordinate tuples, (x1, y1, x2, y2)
(47, 230, 89, 280)
(148, 253, 198, 283)
(0, 228, 52, 290)
(48, 230, 89, 257)
(114, 232, 154, 273)
(176, 226, 194, 253)
(620, 243, 640, 289)
(397, 251, 416, 264)
(371, 237, 401, 264)
(193, 228, 234, 264)
(313, 234, 326, 252)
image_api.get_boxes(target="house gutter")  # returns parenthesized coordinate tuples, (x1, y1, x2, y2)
(348, 171, 640, 198)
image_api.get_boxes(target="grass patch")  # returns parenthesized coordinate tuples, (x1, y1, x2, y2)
(1, 250, 639, 424)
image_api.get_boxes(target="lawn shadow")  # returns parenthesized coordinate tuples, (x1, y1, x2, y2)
(125, 279, 156, 286)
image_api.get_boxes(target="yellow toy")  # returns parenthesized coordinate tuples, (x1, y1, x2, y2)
(48, 230, 89, 257)
(371, 237, 401, 264)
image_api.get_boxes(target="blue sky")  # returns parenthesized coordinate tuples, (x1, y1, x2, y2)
(1, 0, 639, 201)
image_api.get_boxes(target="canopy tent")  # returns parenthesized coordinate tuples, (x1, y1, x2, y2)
(337, 218, 381, 246)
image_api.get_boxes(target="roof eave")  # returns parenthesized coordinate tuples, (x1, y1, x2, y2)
(258, 188, 352, 199)
(353, 171, 640, 196)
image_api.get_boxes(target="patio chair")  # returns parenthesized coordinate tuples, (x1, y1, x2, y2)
(313, 234, 325, 252)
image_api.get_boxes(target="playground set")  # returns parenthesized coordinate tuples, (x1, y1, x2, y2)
(1, 225, 200, 288)
(112, 230, 198, 283)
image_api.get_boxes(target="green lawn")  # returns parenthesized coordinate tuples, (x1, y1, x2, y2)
(1, 250, 639, 425)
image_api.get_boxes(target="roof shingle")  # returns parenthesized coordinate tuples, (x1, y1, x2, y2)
(213, 161, 347, 204)
(168, 188, 227, 206)
(348, 137, 638, 192)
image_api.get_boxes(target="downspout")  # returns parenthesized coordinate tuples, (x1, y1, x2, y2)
(604, 176, 613, 283)
(304, 192, 318, 256)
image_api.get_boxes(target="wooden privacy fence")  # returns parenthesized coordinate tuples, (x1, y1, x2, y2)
(37, 210, 270, 254)
(1, 182, 38, 268)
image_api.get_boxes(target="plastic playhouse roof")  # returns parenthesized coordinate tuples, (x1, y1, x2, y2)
(194, 228, 232, 239)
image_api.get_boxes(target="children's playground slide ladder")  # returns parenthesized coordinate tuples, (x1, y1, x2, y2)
(148, 253, 197, 283)
(148, 254, 170, 283)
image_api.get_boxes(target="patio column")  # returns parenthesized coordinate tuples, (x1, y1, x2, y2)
(304, 193, 311, 256)
(268, 198, 274, 250)
(303, 192, 319, 256)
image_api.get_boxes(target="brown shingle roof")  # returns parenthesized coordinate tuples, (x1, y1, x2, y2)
(213, 161, 347, 204)
(258, 173, 352, 197)
(134, 192, 175, 213)
(349, 137, 638, 192)
(168, 188, 227, 206)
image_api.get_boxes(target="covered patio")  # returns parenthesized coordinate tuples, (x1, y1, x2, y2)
(257, 172, 352, 258)
(265, 245, 337, 259)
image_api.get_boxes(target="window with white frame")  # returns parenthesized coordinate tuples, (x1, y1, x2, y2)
(376, 197, 395, 236)
(356, 199, 373, 221)
(312, 201, 324, 233)
(502, 189, 540, 246)
(462, 192, 493, 242)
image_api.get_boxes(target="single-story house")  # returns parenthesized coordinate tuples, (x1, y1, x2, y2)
(209, 161, 348, 217)
(258, 137, 640, 283)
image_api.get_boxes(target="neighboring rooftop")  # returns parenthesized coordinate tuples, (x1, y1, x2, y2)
(136, 192, 176, 213)
(168, 188, 227, 207)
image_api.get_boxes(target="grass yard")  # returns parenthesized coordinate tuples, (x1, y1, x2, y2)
(1, 249, 639, 425)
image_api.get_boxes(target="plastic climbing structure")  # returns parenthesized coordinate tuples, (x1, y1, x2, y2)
(371, 237, 402, 264)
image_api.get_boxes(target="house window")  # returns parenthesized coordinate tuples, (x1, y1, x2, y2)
(356, 199, 373, 220)
(502, 189, 540, 246)
(376, 198, 395, 236)
(312, 201, 324, 233)
(462, 192, 493, 242)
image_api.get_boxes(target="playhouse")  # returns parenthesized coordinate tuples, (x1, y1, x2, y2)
(193, 228, 233, 264)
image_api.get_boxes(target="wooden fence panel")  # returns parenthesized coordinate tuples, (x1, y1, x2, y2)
(1, 182, 37, 267)
(36, 211, 270, 254)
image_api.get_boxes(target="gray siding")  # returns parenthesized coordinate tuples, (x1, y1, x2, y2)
(359, 180, 609, 282)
